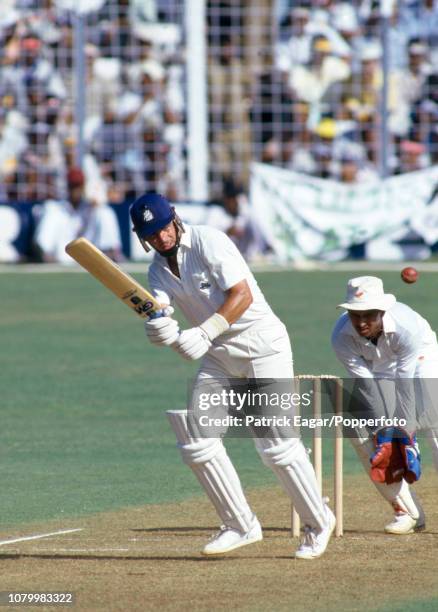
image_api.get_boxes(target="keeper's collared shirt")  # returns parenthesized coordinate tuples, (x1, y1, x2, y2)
(331, 302, 438, 379)
(148, 224, 275, 335)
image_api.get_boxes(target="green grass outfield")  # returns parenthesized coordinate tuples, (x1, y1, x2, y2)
(1, 269, 436, 527)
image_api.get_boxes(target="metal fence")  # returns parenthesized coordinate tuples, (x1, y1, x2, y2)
(1, 0, 437, 204)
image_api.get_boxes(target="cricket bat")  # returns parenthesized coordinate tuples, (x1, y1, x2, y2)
(65, 237, 162, 318)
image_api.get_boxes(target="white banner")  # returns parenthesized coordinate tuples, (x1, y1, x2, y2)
(55, 0, 106, 14)
(250, 163, 438, 261)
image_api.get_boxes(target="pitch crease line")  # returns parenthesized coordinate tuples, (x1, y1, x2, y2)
(0, 528, 83, 546)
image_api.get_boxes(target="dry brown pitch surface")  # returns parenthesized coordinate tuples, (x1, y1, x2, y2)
(1, 472, 437, 612)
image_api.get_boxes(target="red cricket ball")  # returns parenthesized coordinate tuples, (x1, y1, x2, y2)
(401, 266, 419, 284)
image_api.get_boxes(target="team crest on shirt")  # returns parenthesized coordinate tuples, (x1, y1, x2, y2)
(200, 281, 211, 289)
(143, 208, 154, 222)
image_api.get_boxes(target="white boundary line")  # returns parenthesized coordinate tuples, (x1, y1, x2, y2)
(0, 528, 83, 547)
(39, 548, 129, 553)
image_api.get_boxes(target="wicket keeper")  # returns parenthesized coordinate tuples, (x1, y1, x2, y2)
(332, 276, 438, 534)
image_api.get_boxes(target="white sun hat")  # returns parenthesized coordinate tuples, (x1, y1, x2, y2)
(337, 276, 396, 311)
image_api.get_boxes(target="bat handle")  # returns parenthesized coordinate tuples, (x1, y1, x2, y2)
(148, 311, 163, 319)
(147, 305, 174, 319)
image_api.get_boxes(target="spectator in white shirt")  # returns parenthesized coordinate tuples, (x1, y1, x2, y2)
(34, 166, 122, 264)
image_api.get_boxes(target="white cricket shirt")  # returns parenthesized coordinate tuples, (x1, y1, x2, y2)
(148, 225, 276, 335)
(332, 302, 438, 378)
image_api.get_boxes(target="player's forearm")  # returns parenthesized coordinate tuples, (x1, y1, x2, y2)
(217, 281, 253, 325)
(192, 282, 252, 349)
(172, 282, 253, 361)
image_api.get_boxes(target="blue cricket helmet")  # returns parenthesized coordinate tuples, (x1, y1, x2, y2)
(130, 192, 175, 238)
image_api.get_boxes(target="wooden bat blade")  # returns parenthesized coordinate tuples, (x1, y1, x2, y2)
(65, 237, 161, 318)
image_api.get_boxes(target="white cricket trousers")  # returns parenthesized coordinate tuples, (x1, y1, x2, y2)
(167, 319, 330, 533)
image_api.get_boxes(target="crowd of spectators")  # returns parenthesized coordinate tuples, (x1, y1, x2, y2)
(0, 0, 186, 206)
(257, 0, 438, 183)
(1, 0, 437, 212)
(205, 0, 438, 193)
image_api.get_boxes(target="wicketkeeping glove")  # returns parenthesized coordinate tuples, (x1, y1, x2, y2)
(144, 306, 180, 347)
(173, 313, 229, 361)
(370, 427, 421, 484)
(398, 429, 421, 484)
(370, 427, 408, 484)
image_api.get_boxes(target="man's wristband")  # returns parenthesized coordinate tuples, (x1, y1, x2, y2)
(199, 313, 230, 341)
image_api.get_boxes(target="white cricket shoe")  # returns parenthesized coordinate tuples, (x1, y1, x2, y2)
(416, 514, 426, 532)
(385, 511, 426, 535)
(294, 506, 336, 560)
(202, 518, 262, 556)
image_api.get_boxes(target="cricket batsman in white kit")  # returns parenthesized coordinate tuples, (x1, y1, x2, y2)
(130, 192, 335, 559)
(332, 276, 438, 534)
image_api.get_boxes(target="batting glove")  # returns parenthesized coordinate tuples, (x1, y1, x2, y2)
(144, 306, 180, 347)
(173, 313, 229, 361)
(173, 327, 211, 360)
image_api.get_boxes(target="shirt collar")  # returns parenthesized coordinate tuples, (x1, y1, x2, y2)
(64, 200, 86, 214)
(382, 310, 396, 333)
(179, 224, 192, 248)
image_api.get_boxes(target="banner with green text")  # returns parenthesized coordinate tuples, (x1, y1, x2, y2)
(250, 163, 438, 261)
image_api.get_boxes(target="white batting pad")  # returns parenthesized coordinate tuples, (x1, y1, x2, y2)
(166, 410, 254, 532)
(254, 437, 326, 530)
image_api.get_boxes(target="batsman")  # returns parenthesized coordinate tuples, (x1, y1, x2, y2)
(130, 192, 335, 559)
